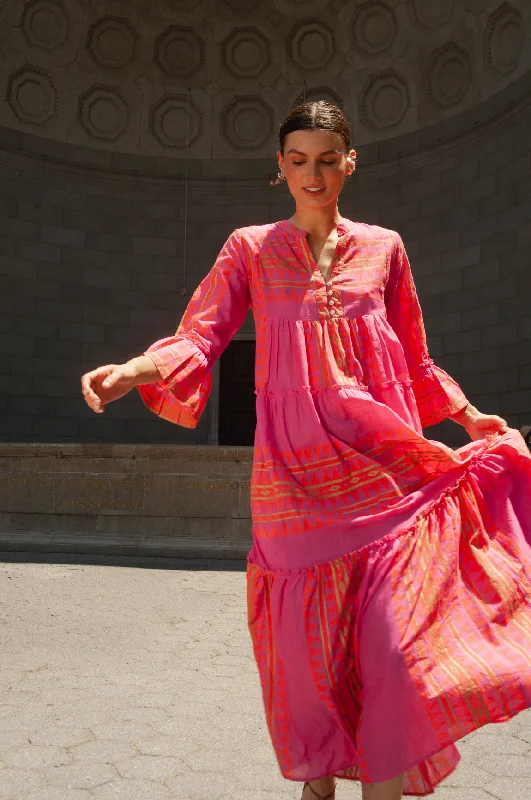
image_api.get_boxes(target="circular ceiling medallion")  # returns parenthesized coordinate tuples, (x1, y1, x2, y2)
(150, 94, 203, 148)
(21, 0, 69, 53)
(409, 0, 455, 30)
(154, 26, 205, 78)
(87, 16, 137, 70)
(425, 43, 471, 109)
(224, 0, 262, 10)
(222, 27, 271, 79)
(7, 66, 58, 125)
(291, 85, 344, 108)
(165, 0, 203, 10)
(220, 95, 273, 150)
(485, 3, 525, 77)
(78, 84, 129, 140)
(360, 70, 409, 131)
(287, 19, 335, 71)
(351, 1, 397, 58)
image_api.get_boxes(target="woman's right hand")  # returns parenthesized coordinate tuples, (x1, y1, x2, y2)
(80, 356, 160, 414)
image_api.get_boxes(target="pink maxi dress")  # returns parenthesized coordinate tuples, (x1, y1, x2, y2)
(137, 218, 531, 796)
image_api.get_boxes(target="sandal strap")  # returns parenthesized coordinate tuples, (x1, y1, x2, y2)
(303, 779, 336, 800)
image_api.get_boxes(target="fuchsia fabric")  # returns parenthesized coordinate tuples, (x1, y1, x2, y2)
(137, 219, 531, 795)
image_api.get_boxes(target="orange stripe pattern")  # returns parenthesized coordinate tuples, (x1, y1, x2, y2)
(137, 219, 531, 794)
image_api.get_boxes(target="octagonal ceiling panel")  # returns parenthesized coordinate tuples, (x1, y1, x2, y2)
(222, 27, 271, 79)
(78, 84, 129, 140)
(286, 19, 335, 71)
(0, 1, 528, 157)
(165, 0, 203, 11)
(360, 70, 410, 132)
(87, 16, 137, 70)
(225, 0, 263, 10)
(154, 25, 205, 78)
(21, 0, 69, 53)
(221, 95, 273, 149)
(7, 66, 58, 125)
(409, 0, 455, 30)
(350, 1, 397, 59)
(425, 43, 472, 109)
(485, 3, 525, 78)
(150, 93, 203, 148)
(292, 84, 344, 108)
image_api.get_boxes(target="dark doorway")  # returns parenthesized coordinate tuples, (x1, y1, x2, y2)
(218, 339, 256, 446)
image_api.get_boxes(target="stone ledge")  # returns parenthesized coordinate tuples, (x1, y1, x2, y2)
(0, 531, 251, 561)
(0, 443, 253, 560)
(0, 442, 254, 462)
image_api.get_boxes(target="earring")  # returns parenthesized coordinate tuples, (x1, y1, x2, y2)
(269, 171, 286, 187)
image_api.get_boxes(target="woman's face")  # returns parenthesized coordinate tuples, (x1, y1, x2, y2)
(277, 128, 356, 211)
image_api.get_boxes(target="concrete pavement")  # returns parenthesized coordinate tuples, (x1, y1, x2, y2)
(0, 553, 530, 800)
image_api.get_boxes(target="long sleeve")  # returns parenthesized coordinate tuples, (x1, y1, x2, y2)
(384, 232, 468, 429)
(136, 229, 251, 428)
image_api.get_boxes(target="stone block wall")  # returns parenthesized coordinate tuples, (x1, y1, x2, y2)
(0, 443, 253, 560)
(376, 105, 531, 446)
(0, 73, 530, 447)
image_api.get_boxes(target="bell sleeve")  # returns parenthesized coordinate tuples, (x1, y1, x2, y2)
(384, 232, 469, 429)
(136, 228, 251, 428)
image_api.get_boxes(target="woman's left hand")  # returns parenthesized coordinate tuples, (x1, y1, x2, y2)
(452, 404, 509, 441)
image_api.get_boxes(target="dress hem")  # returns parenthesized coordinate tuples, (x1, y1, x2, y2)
(280, 695, 531, 795)
(334, 701, 530, 795)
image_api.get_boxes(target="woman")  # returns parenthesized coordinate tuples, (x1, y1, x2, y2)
(81, 102, 531, 800)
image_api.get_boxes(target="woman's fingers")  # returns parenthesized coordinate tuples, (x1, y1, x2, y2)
(83, 380, 104, 413)
(80, 365, 116, 413)
(485, 417, 509, 438)
(80, 363, 137, 413)
(82, 385, 103, 413)
(465, 413, 509, 441)
(81, 371, 101, 408)
(490, 415, 508, 432)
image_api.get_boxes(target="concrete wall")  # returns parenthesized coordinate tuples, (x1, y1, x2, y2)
(0, 442, 253, 559)
(0, 71, 530, 447)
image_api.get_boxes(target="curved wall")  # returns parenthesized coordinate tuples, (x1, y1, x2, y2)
(0, 73, 530, 445)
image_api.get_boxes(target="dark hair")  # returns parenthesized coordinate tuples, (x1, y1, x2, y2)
(278, 100, 351, 155)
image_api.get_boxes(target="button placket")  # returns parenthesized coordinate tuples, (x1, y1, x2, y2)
(329, 239, 343, 317)
(314, 229, 345, 318)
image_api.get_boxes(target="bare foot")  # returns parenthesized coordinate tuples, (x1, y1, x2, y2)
(302, 776, 336, 799)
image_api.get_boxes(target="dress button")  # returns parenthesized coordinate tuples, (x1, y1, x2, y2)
(329, 299, 335, 305)
(327, 290, 333, 296)
(330, 309, 336, 316)
(326, 280, 332, 287)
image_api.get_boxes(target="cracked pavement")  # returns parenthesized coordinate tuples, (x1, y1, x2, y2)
(0, 554, 530, 800)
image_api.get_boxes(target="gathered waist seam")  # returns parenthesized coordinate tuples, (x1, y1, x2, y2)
(265, 309, 387, 322)
(254, 383, 370, 395)
(246, 437, 495, 578)
(254, 379, 415, 396)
